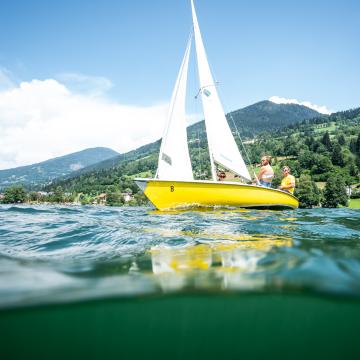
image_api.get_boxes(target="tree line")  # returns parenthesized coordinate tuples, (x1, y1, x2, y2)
(1, 107, 359, 208)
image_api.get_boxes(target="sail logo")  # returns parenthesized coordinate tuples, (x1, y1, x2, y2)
(203, 89, 211, 97)
(162, 153, 172, 166)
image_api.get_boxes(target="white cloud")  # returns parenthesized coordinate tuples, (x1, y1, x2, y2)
(56, 73, 113, 96)
(269, 96, 332, 115)
(0, 78, 169, 170)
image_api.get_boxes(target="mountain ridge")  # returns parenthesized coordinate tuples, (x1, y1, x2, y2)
(50, 100, 322, 186)
(47, 105, 359, 200)
(187, 100, 321, 139)
(0, 147, 119, 190)
(0, 100, 322, 190)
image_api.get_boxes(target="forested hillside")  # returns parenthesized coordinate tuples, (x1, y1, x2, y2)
(188, 100, 320, 139)
(246, 107, 360, 182)
(51, 100, 321, 188)
(0, 99, 320, 193)
(47, 107, 360, 207)
(0, 147, 119, 190)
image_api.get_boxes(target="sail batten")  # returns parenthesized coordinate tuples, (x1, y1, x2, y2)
(191, 0, 252, 182)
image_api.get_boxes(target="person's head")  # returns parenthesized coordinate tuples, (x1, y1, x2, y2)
(282, 166, 290, 176)
(219, 171, 226, 179)
(261, 155, 271, 165)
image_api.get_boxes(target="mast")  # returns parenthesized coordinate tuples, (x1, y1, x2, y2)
(190, 0, 252, 182)
(191, 0, 217, 181)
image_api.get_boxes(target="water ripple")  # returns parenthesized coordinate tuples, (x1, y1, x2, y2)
(0, 204, 359, 308)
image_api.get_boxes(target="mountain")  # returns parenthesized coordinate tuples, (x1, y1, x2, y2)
(60, 140, 161, 179)
(188, 100, 321, 139)
(231, 100, 321, 135)
(49, 106, 359, 200)
(0, 147, 119, 190)
(70, 100, 321, 176)
(47, 101, 323, 192)
(1, 101, 322, 191)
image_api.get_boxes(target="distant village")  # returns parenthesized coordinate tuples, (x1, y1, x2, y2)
(0, 186, 138, 206)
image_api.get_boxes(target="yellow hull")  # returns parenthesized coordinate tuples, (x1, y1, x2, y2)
(135, 179, 299, 210)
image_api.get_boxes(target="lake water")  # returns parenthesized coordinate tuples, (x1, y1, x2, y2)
(1, 205, 360, 359)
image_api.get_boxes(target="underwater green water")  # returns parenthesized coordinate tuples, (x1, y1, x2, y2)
(0, 205, 360, 359)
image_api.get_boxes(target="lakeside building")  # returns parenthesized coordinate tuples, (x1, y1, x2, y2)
(122, 193, 132, 202)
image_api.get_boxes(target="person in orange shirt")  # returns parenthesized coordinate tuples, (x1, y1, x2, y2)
(278, 166, 295, 194)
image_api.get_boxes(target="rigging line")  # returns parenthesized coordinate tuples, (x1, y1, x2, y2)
(191, 29, 213, 181)
(197, 129, 202, 179)
(212, 78, 258, 182)
(199, 27, 258, 182)
(187, 26, 198, 180)
(197, 47, 254, 181)
(192, 45, 204, 180)
(192, 50, 218, 180)
(227, 110, 259, 182)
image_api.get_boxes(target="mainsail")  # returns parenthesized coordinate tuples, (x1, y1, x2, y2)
(191, 0, 252, 182)
(156, 36, 194, 181)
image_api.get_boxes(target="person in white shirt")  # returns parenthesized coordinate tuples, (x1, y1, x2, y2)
(256, 155, 274, 188)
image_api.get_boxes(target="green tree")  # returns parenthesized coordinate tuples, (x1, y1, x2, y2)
(349, 160, 359, 177)
(321, 131, 332, 151)
(28, 191, 40, 202)
(337, 134, 346, 146)
(124, 187, 133, 195)
(298, 150, 315, 169)
(310, 154, 333, 175)
(314, 142, 328, 154)
(322, 174, 348, 208)
(2, 185, 26, 204)
(106, 192, 124, 206)
(51, 186, 64, 203)
(132, 192, 148, 206)
(356, 134, 360, 156)
(349, 137, 357, 154)
(79, 193, 91, 205)
(295, 174, 321, 208)
(283, 136, 299, 156)
(355, 134, 360, 168)
(304, 136, 315, 149)
(331, 143, 345, 167)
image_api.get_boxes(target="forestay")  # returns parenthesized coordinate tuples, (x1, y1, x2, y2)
(156, 36, 194, 181)
(191, 0, 251, 182)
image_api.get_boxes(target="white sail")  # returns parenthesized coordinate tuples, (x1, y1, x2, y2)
(191, 0, 252, 182)
(156, 36, 194, 181)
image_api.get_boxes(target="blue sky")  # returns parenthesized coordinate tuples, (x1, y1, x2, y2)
(0, 0, 359, 168)
(1, 0, 359, 110)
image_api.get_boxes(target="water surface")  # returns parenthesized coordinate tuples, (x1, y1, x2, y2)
(0, 204, 359, 309)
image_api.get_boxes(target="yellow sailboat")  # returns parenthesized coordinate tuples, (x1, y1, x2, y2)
(135, 0, 299, 211)
(135, 179, 298, 210)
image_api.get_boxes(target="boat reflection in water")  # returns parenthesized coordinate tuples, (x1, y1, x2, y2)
(150, 229, 293, 292)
